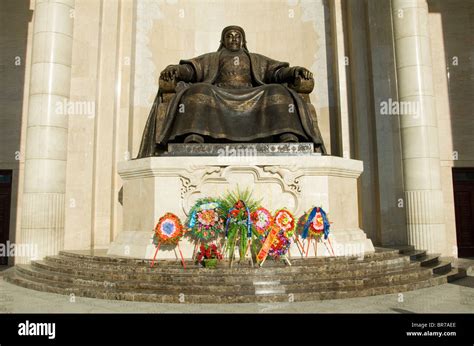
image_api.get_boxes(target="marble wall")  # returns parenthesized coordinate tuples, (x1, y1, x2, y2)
(64, 0, 135, 250)
(428, 0, 474, 256)
(343, 0, 407, 247)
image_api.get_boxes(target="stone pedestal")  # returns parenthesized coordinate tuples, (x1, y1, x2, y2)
(107, 155, 374, 259)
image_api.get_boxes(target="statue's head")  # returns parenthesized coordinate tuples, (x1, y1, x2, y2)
(218, 25, 248, 52)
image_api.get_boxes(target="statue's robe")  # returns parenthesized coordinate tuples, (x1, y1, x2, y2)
(137, 50, 326, 158)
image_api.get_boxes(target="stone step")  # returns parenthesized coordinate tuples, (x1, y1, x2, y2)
(417, 254, 441, 267)
(0, 265, 8, 276)
(8, 266, 436, 294)
(4, 248, 463, 304)
(42, 257, 414, 279)
(449, 257, 474, 276)
(422, 260, 451, 276)
(386, 245, 416, 254)
(57, 249, 401, 266)
(45, 253, 410, 275)
(17, 263, 432, 293)
(31, 259, 421, 284)
(3, 269, 452, 303)
(404, 250, 428, 261)
(446, 267, 467, 283)
(53, 254, 402, 269)
(15, 269, 429, 296)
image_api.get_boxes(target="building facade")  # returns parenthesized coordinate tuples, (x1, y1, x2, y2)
(0, 0, 473, 263)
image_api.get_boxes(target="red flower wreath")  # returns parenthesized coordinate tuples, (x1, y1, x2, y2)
(153, 213, 185, 245)
(274, 209, 296, 237)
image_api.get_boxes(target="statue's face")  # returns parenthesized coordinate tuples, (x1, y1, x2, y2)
(223, 30, 243, 52)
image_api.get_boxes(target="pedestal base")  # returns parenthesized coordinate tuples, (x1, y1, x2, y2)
(108, 155, 374, 259)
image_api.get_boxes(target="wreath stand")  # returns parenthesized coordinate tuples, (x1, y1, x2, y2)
(150, 241, 186, 269)
(302, 235, 336, 257)
(192, 240, 201, 260)
(324, 237, 336, 256)
(293, 236, 306, 257)
(241, 238, 254, 267)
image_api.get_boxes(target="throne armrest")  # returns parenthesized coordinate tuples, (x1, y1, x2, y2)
(159, 78, 178, 94)
(288, 76, 314, 94)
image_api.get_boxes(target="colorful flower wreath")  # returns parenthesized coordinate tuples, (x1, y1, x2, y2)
(261, 227, 291, 259)
(297, 206, 330, 241)
(225, 200, 252, 236)
(153, 213, 185, 245)
(251, 207, 273, 236)
(274, 209, 296, 237)
(186, 199, 225, 241)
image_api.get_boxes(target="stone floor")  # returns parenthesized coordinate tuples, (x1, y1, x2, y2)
(0, 273, 473, 313)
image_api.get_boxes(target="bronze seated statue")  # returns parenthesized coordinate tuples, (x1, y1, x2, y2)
(137, 25, 327, 158)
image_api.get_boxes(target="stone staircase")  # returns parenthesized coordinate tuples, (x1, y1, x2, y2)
(389, 245, 467, 282)
(2, 247, 466, 303)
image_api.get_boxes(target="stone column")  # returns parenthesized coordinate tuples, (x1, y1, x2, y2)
(392, 0, 446, 254)
(19, 0, 75, 263)
(329, 0, 351, 159)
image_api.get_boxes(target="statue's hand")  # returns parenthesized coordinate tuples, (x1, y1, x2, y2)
(293, 67, 313, 80)
(160, 65, 180, 81)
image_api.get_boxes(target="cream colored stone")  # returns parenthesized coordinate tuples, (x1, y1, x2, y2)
(109, 156, 374, 259)
(25, 126, 68, 161)
(63, 0, 102, 251)
(394, 35, 431, 68)
(392, 6, 429, 39)
(427, 2, 474, 258)
(34, 1, 74, 37)
(29, 62, 72, 97)
(18, 0, 75, 263)
(399, 95, 437, 128)
(23, 159, 67, 193)
(397, 65, 434, 98)
(400, 126, 440, 159)
(86, 0, 121, 249)
(32, 31, 73, 65)
(392, 0, 427, 9)
(402, 157, 431, 190)
(365, 0, 408, 247)
(37, 0, 75, 6)
(427, 157, 442, 190)
(330, 0, 351, 159)
(27, 94, 69, 128)
(393, 0, 447, 255)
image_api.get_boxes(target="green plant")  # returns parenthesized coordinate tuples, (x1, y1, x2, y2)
(220, 187, 261, 260)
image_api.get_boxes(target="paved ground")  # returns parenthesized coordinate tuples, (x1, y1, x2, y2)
(0, 273, 473, 313)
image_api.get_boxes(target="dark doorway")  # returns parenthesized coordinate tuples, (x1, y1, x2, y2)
(0, 170, 12, 265)
(453, 168, 474, 257)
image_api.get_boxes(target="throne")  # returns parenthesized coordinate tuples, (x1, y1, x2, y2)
(154, 76, 321, 145)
